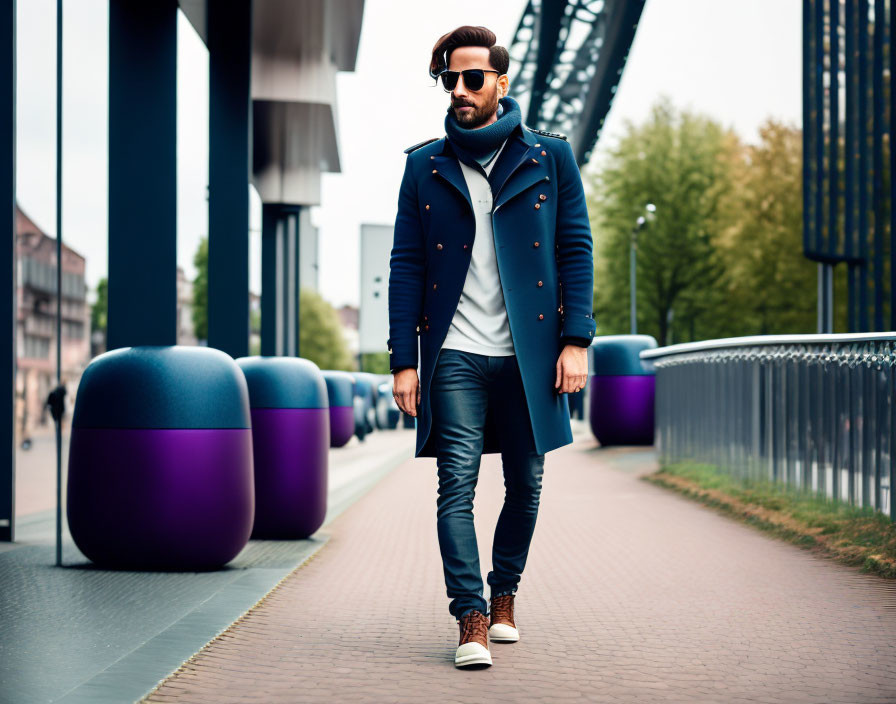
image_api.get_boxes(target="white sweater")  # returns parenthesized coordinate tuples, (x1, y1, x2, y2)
(441, 139, 516, 357)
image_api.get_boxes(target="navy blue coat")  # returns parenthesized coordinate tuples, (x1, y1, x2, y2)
(387, 121, 596, 458)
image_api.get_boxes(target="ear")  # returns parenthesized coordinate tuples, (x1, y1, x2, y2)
(498, 74, 510, 97)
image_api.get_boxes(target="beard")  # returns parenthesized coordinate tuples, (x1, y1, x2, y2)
(451, 86, 500, 129)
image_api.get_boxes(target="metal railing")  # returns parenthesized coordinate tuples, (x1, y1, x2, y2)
(641, 333, 896, 521)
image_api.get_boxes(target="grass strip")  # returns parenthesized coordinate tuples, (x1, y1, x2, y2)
(643, 461, 896, 579)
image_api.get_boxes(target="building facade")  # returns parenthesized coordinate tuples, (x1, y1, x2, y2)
(15, 205, 90, 441)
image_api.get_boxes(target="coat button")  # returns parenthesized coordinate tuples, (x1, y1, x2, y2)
(531, 158, 538, 164)
(432, 169, 438, 174)
(425, 324, 430, 330)
(534, 203, 541, 209)
(416, 325, 420, 332)
(433, 283, 437, 289)
(537, 280, 543, 287)
(425, 204, 431, 210)
(424, 314, 428, 320)
(539, 194, 546, 201)
(541, 150, 547, 156)
(430, 155, 435, 159)
(436, 243, 443, 249)
(533, 241, 540, 247)
(463, 244, 469, 249)
(534, 143, 540, 147)
(538, 314, 544, 320)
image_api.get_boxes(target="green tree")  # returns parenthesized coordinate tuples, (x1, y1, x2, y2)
(250, 305, 261, 335)
(716, 119, 816, 334)
(360, 351, 390, 375)
(192, 236, 208, 342)
(249, 304, 261, 356)
(588, 96, 730, 345)
(90, 277, 108, 336)
(298, 287, 355, 371)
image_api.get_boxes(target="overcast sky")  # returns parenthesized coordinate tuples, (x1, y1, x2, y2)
(14, 0, 802, 308)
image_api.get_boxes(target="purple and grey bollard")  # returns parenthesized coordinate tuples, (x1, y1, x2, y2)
(67, 346, 255, 570)
(350, 372, 377, 441)
(235, 357, 329, 539)
(588, 335, 657, 446)
(320, 370, 355, 447)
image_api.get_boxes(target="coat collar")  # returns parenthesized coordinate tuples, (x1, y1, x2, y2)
(431, 123, 544, 214)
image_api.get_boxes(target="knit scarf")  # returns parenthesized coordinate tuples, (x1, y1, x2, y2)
(444, 95, 522, 160)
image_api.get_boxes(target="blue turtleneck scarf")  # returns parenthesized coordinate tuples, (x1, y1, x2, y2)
(444, 95, 522, 162)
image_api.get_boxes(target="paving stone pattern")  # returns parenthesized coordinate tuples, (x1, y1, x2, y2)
(144, 434, 896, 704)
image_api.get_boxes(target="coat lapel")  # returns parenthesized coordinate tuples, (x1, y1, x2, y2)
(487, 124, 533, 196)
(431, 142, 473, 214)
(492, 125, 548, 212)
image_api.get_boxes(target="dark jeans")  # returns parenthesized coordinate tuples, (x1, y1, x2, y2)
(429, 347, 546, 621)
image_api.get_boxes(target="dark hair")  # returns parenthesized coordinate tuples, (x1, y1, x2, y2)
(429, 25, 510, 79)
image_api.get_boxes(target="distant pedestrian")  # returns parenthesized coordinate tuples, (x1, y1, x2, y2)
(387, 25, 595, 668)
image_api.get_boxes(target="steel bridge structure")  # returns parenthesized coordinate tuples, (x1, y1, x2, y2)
(507, 0, 647, 167)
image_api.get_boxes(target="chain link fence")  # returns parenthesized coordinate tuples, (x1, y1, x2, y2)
(642, 334, 896, 521)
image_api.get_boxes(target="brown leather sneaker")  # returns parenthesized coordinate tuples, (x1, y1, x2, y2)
(455, 609, 492, 667)
(488, 593, 520, 642)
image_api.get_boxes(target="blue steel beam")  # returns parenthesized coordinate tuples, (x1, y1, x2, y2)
(890, 0, 896, 330)
(2, 0, 14, 542)
(107, 0, 178, 349)
(844, 0, 856, 331)
(858, 0, 869, 331)
(284, 207, 298, 357)
(872, 0, 884, 330)
(208, 0, 252, 358)
(260, 203, 280, 356)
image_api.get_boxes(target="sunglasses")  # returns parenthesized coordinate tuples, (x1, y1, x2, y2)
(438, 68, 503, 92)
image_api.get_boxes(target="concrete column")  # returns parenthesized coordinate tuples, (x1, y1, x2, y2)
(260, 204, 303, 356)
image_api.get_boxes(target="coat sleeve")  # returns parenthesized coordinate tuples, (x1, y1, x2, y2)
(387, 153, 425, 373)
(554, 139, 596, 343)
(560, 334, 592, 348)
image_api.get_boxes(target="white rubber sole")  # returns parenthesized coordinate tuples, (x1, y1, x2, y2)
(488, 623, 520, 642)
(454, 641, 493, 667)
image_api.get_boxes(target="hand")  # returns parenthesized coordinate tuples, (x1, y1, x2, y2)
(392, 368, 420, 416)
(555, 344, 588, 394)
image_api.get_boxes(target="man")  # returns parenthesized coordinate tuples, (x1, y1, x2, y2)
(387, 25, 595, 668)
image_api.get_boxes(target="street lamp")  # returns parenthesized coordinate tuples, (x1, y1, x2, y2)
(630, 203, 656, 335)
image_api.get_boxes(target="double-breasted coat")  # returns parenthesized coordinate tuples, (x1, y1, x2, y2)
(387, 120, 596, 458)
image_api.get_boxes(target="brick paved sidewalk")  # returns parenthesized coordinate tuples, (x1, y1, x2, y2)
(144, 430, 896, 704)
